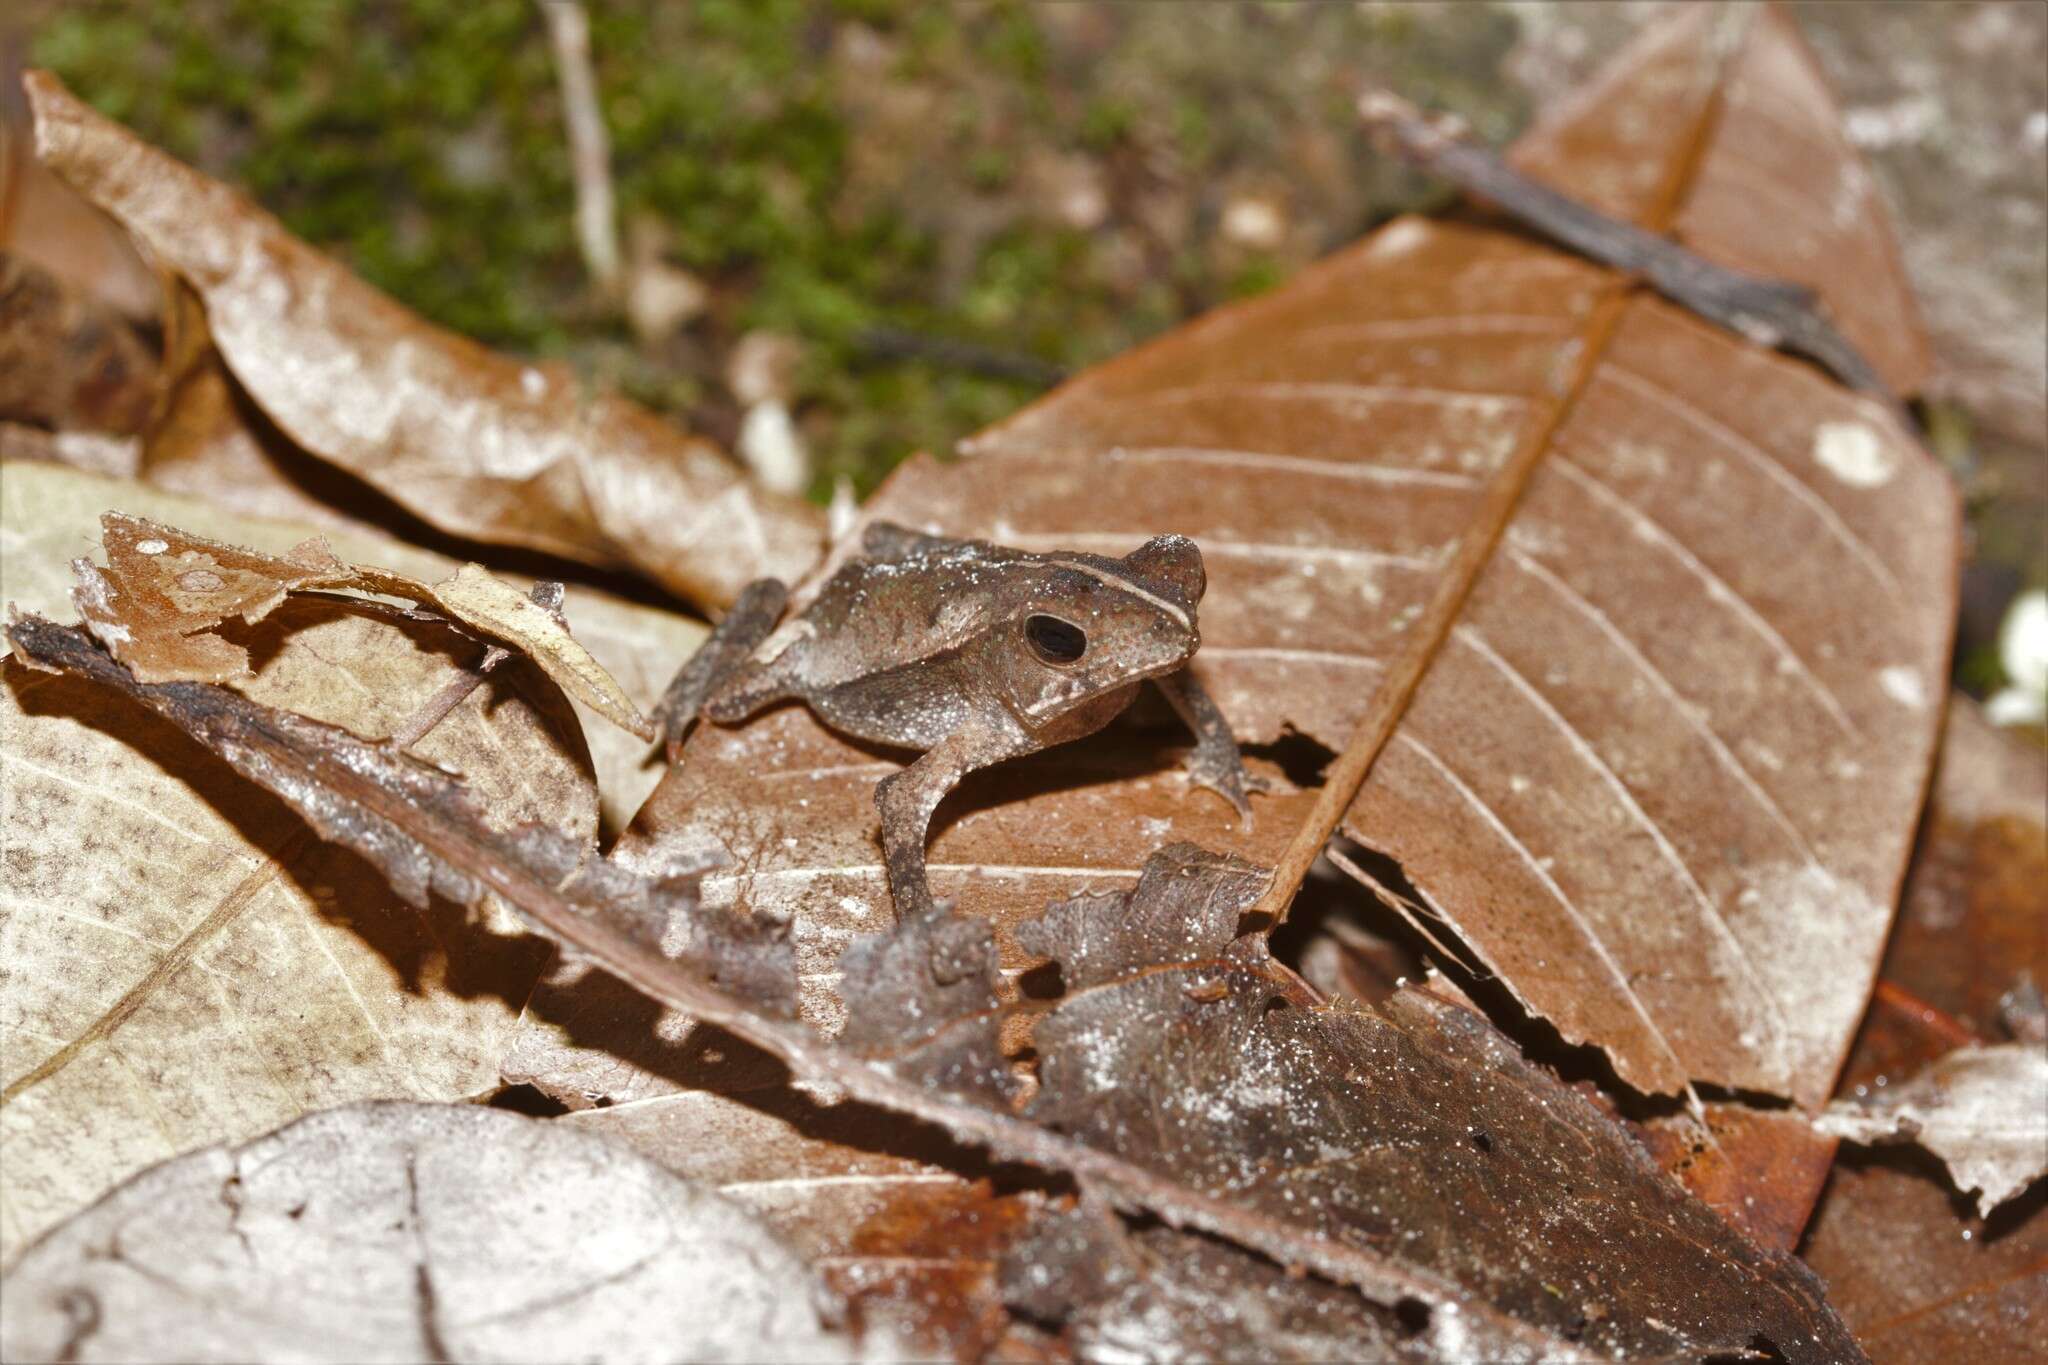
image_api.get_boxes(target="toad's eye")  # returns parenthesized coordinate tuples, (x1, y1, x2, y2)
(1025, 614, 1088, 665)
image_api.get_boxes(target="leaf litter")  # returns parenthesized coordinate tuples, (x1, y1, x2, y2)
(0, 611, 1870, 1359)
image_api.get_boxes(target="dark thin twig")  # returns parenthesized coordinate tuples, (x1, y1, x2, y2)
(1358, 90, 1903, 413)
(854, 325, 1069, 388)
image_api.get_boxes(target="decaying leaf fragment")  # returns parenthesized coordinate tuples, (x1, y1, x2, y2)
(24, 70, 824, 613)
(1816, 1042, 2048, 1217)
(67, 512, 338, 684)
(51, 509, 655, 742)
(425, 562, 653, 741)
(0, 1102, 865, 1364)
(995, 844, 1861, 1361)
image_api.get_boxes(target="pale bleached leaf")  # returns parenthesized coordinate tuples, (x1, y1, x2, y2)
(1817, 1042, 2048, 1217)
(0, 1102, 865, 1364)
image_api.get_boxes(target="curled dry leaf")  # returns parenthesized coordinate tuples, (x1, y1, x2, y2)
(426, 562, 653, 741)
(1816, 1043, 2048, 1218)
(60, 509, 654, 745)
(24, 70, 824, 613)
(68, 512, 337, 684)
(0, 597, 580, 1260)
(0, 1101, 865, 1364)
(3, 461, 700, 831)
(822, 4, 1955, 1109)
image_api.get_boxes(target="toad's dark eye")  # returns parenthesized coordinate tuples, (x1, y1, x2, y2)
(1025, 614, 1088, 665)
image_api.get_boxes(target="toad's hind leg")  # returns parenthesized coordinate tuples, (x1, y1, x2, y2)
(875, 722, 1020, 919)
(652, 578, 789, 759)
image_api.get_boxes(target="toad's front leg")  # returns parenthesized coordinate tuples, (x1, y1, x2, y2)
(1153, 669, 1257, 827)
(874, 721, 1021, 919)
(652, 578, 789, 760)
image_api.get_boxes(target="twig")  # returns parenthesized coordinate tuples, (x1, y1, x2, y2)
(539, 0, 621, 298)
(854, 325, 1069, 388)
(1358, 90, 1903, 412)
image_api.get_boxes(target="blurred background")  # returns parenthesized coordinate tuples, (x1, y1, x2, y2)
(5, 0, 2043, 703)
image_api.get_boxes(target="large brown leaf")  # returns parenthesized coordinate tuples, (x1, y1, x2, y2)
(22, 70, 824, 613)
(637, 5, 1955, 1109)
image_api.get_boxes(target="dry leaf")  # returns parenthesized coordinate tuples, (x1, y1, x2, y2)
(2, 461, 702, 832)
(425, 562, 653, 741)
(987, 844, 1858, 1358)
(0, 1101, 865, 1364)
(1817, 1043, 2048, 1217)
(797, 5, 1956, 1108)
(1636, 1103, 1838, 1253)
(68, 513, 337, 684)
(1508, 5, 1931, 395)
(572, 1087, 1050, 1362)
(24, 70, 824, 613)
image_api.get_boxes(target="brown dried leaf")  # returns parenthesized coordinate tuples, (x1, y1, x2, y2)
(24, 70, 824, 613)
(0, 1102, 864, 1364)
(0, 593, 579, 1260)
(67, 513, 337, 684)
(989, 844, 1859, 1360)
(1508, 5, 1931, 396)
(1636, 1103, 1838, 1253)
(57, 502, 657, 767)
(1799, 1157, 2047, 1365)
(425, 562, 653, 742)
(815, 6, 1955, 1109)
